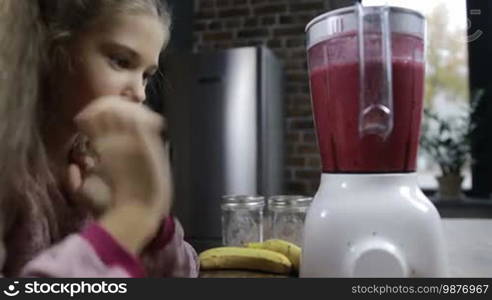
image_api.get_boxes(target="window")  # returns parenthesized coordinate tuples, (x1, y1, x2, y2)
(362, 0, 471, 190)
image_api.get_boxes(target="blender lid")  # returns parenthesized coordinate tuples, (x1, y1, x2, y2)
(305, 5, 425, 49)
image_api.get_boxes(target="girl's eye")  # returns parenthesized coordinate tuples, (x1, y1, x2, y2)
(110, 55, 131, 69)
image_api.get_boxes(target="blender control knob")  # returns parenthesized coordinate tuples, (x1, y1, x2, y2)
(348, 239, 409, 277)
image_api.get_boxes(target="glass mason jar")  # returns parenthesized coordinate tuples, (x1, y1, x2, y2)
(267, 195, 313, 246)
(221, 195, 265, 246)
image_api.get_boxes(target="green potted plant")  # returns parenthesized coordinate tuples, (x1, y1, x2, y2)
(419, 90, 483, 200)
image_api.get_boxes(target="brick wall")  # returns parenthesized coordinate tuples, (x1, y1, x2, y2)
(193, 0, 353, 195)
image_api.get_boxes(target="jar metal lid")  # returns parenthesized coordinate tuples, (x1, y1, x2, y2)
(221, 195, 265, 209)
(268, 195, 313, 208)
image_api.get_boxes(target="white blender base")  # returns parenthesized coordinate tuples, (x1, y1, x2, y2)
(300, 173, 448, 277)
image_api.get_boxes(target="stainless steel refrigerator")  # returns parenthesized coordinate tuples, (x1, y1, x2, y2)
(160, 46, 284, 252)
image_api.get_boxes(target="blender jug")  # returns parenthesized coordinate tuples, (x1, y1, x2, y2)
(307, 4, 425, 172)
(300, 4, 447, 277)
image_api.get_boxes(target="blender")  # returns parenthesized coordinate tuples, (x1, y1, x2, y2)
(300, 4, 447, 277)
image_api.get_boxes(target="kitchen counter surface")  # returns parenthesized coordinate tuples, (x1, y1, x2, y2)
(199, 218, 492, 278)
(443, 218, 492, 277)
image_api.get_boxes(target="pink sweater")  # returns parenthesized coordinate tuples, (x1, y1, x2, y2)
(1, 195, 199, 277)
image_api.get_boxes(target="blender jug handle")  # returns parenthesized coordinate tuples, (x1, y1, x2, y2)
(357, 3, 394, 139)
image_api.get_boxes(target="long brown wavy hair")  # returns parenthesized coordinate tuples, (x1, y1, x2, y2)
(0, 0, 171, 240)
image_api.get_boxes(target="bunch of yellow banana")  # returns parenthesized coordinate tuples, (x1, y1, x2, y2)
(199, 247, 292, 274)
(245, 239, 301, 272)
(199, 239, 301, 274)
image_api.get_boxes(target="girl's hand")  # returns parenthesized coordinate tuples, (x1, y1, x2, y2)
(66, 161, 112, 216)
(73, 96, 173, 254)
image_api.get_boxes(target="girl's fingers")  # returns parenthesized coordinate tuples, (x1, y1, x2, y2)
(66, 163, 83, 195)
(80, 174, 112, 213)
(84, 155, 97, 171)
(74, 96, 167, 139)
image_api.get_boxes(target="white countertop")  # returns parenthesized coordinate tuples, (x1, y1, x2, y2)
(443, 218, 492, 277)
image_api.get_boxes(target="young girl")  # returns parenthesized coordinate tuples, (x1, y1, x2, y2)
(0, 0, 199, 277)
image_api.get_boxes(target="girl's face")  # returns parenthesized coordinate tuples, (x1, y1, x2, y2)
(55, 12, 168, 134)
(48, 11, 168, 199)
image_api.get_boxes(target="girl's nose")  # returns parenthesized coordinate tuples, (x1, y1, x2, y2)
(122, 78, 146, 104)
